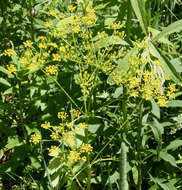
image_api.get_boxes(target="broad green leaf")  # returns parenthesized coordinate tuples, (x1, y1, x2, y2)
(130, 0, 148, 34)
(119, 142, 128, 190)
(153, 19, 182, 42)
(151, 99, 160, 119)
(0, 66, 14, 78)
(149, 43, 182, 85)
(48, 156, 64, 175)
(107, 48, 137, 85)
(5, 136, 23, 149)
(132, 166, 138, 185)
(167, 100, 182, 107)
(0, 78, 11, 87)
(148, 27, 173, 46)
(159, 151, 178, 168)
(94, 36, 128, 51)
(165, 140, 182, 151)
(151, 176, 177, 190)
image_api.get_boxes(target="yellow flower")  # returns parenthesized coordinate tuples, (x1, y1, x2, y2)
(57, 111, 68, 119)
(19, 57, 28, 66)
(29, 134, 41, 144)
(38, 36, 47, 41)
(48, 42, 58, 48)
(50, 131, 59, 139)
(25, 50, 33, 57)
(67, 150, 81, 166)
(78, 122, 88, 129)
(70, 109, 81, 118)
(4, 49, 16, 56)
(28, 63, 39, 72)
(157, 96, 168, 107)
(44, 21, 53, 28)
(68, 5, 76, 12)
(48, 9, 57, 17)
(65, 122, 73, 128)
(23, 40, 33, 48)
(41, 121, 51, 129)
(48, 146, 59, 157)
(7, 64, 17, 74)
(45, 65, 58, 75)
(72, 25, 81, 33)
(80, 144, 93, 154)
(38, 43, 47, 49)
(52, 53, 61, 61)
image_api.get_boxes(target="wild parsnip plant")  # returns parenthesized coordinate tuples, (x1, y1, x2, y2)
(1, 0, 182, 189)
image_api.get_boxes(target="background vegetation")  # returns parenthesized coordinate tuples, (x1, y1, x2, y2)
(0, 0, 182, 189)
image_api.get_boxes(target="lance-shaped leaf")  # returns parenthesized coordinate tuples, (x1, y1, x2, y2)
(130, 0, 148, 34)
(152, 19, 182, 42)
(149, 43, 182, 85)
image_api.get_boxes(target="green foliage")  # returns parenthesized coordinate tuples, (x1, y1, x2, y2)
(0, 0, 182, 189)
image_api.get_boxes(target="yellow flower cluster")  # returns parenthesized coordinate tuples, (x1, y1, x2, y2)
(48, 146, 59, 157)
(70, 109, 81, 118)
(23, 40, 33, 48)
(41, 121, 51, 129)
(57, 111, 68, 119)
(29, 134, 41, 144)
(80, 144, 93, 154)
(45, 65, 58, 75)
(7, 64, 17, 74)
(112, 47, 176, 107)
(75, 71, 94, 95)
(78, 122, 88, 129)
(4, 49, 16, 56)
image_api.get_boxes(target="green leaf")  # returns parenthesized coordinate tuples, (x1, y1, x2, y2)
(130, 0, 148, 34)
(94, 36, 128, 51)
(150, 176, 177, 190)
(159, 151, 178, 168)
(151, 99, 160, 119)
(165, 140, 182, 151)
(148, 27, 173, 46)
(0, 78, 11, 87)
(167, 100, 182, 107)
(5, 136, 23, 149)
(149, 43, 182, 85)
(107, 48, 137, 85)
(153, 19, 182, 42)
(0, 66, 14, 78)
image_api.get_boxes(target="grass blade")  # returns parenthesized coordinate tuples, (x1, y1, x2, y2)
(130, 0, 148, 34)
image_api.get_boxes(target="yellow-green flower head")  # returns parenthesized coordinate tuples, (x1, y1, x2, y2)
(48, 146, 59, 157)
(44, 21, 53, 28)
(19, 57, 28, 66)
(48, 9, 58, 17)
(25, 50, 33, 57)
(57, 111, 68, 119)
(78, 122, 88, 129)
(52, 53, 61, 61)
(67, 150, 81, 166)
(4, 49, 16, 56)
(29, 134, 41, 144)
(70, 109, 81, 118)
(23, 40, 33, 48)
(7, 64, 17, 74)
(45, 65, 58, 75)
(50, 131, 59, 139)
(38, 36, 47, 41)
(41, 121, 51, 129)
(80, 144, 93, 154)
(68, 5, 76, 12)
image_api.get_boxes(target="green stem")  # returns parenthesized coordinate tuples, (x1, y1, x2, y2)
(137, 102, 143, 190)
(119, 87, 128, 190)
